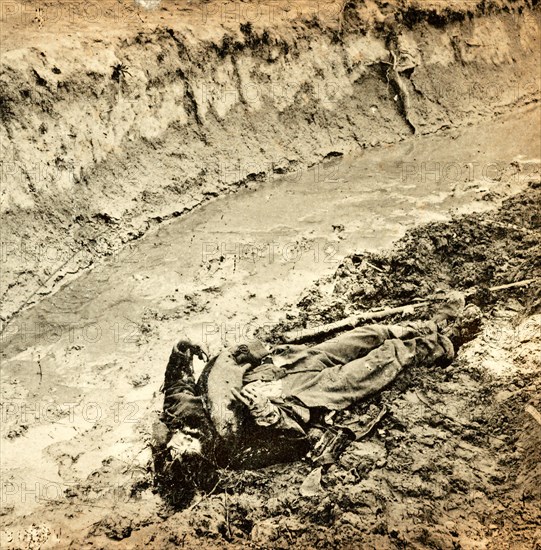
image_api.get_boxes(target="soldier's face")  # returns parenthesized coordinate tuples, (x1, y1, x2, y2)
(167, 429, 203, 460)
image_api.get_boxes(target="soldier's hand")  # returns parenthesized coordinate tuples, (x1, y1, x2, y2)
(231, 382, 266, 412)
(175, 340, 208, 362)
(231, 387, 251, 407)
(231, 383, 280, 426)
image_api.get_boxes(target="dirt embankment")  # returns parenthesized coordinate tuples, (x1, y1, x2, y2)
(1, 0, 540, 322)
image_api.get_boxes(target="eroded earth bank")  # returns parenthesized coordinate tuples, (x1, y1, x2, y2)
(1, 0, 540, 548)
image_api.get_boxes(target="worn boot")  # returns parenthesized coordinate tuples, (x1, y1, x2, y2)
(444, 303, 483, 350)
(432, 291, 466, 329)
(433, 292, 482, 351)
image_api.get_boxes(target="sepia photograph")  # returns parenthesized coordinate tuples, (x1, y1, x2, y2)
(0, 0, 540, 548)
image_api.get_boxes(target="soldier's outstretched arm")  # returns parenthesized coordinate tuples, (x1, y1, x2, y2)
(160, 339, 211, 433)
(162, 339, 207, 395)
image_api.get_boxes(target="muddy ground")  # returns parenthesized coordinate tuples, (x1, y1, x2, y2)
(1, 0, 541, 549)
(109, 186, 541, 550)
(1, 179, 540, 549)
(86, 187, 541, 548)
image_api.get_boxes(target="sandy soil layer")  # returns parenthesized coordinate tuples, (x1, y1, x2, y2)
(1, 0, 540, 321)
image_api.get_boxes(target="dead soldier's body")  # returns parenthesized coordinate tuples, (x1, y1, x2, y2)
(151, 292, 480, 504)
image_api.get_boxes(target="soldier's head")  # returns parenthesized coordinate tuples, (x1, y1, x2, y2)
(157, 418, 219, 509)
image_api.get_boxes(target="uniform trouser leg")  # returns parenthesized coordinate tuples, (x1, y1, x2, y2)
(309, 322, 441, 366)
(281, 324, 453, 410)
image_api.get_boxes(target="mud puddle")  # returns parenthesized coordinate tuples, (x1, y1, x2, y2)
(0, 105, 539, 523)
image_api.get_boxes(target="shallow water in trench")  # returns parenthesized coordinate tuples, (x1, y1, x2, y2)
(0, 105, 539, 515)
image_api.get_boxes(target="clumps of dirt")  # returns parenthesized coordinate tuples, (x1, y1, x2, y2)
(5, 424, 28, 439)
(518, 396, 541, 501)
(90, 514, 133, 541)
(275, 184, 541, 336)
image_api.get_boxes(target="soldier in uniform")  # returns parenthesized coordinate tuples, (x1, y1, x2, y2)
(152, 292, 480, 504)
